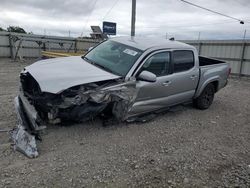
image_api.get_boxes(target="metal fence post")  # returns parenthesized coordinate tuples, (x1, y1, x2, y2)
(74, 39, 77, 53)
(42, 42, 46, 51)
(239, 42, 246, 77)
(8, 33, 14, 59)
(198, 42, 202, 55)
(14, 39, 23, 61)
(239, 30, 247, 77)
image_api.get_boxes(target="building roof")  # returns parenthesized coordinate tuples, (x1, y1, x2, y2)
(111, 36, 195, 51)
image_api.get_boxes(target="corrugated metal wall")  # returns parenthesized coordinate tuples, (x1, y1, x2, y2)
(0, 31, 100, 58)
(182, 40, 250, 76)
(0, 31, 250, 76)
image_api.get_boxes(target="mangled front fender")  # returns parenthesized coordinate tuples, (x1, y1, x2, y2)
(12, 77, 138, 158)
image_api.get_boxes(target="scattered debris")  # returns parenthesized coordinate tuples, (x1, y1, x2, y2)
(11, 125, 38, 158)
(11, 97, 38, 158)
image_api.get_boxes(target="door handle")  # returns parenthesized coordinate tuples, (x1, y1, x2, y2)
(162, 81, 171, 86)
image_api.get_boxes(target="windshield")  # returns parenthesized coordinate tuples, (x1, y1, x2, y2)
(83, 40, 143, 76)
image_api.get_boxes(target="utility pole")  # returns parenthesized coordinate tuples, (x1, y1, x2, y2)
(131, 0, 136, 36)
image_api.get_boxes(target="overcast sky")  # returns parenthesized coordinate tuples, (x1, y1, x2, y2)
(1, 0, 250, 40)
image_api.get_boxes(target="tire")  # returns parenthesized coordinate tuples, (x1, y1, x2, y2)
(193, 83, 215, 110)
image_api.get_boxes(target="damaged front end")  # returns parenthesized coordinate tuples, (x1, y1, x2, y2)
(12, 70, 137, 158)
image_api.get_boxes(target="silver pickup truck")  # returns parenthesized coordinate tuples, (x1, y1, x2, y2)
(14, 37, 230, 157)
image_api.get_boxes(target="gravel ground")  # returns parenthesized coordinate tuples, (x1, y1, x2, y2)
(0, 58, 250, 188)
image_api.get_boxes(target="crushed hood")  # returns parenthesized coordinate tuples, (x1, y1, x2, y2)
(25, 56, 120, 94)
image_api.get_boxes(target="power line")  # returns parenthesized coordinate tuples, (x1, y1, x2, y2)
(102, 0, 120, 21)
(180, 0, 244, 24)
(138, 19, 247, 30)
(80, 0, 99, 37)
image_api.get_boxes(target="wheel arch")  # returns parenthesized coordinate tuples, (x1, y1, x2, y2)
(194, 76, 219, 98)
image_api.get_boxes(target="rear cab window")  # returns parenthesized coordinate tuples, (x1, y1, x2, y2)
(172, 50, 194, 73)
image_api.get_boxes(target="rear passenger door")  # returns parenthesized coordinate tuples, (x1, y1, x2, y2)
(167, 50, 199, 104)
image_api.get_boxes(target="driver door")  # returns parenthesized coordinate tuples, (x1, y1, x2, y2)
(129, 50, 172, 115)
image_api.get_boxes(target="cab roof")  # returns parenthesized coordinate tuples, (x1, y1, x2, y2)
(110, 36, 195, 51)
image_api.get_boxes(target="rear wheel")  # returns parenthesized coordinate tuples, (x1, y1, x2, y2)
(194, 84, 215, 110)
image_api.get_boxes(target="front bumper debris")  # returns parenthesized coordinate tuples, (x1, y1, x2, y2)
(11, 124, 38, 158)
(12, 96, 42, 158)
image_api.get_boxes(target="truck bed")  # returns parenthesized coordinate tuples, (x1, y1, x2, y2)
(199, 56, 226, 66)
(194, 56, 230, 98)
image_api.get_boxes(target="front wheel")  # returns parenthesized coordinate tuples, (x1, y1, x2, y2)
(193, 84, 215, 110)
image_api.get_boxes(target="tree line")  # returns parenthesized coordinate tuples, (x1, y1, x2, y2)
(0, 26, 29, 34)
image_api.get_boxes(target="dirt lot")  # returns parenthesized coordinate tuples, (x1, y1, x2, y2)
(0, 58, 250, 188)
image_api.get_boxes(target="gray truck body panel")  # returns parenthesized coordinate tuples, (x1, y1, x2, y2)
(13, 36, 230, 157)
(16, 36, 230, 125)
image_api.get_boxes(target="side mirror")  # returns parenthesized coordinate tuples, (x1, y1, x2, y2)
(137, 70, 157, 82)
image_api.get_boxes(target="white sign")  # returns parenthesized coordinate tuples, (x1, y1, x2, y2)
(123, 49, 138, 56)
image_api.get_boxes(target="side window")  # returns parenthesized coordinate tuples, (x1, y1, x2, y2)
(173, 50, 194, 73)
(141, 52, 170, 77)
